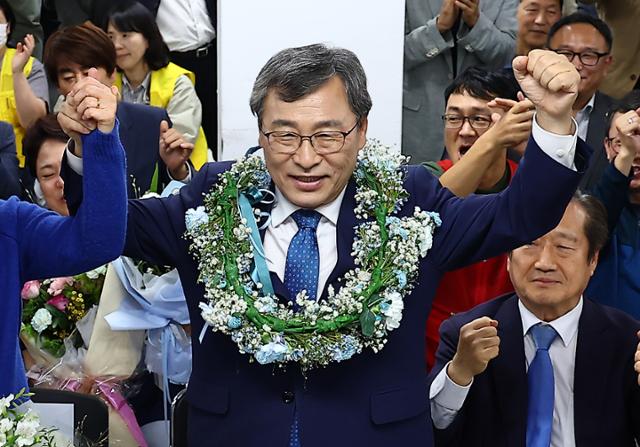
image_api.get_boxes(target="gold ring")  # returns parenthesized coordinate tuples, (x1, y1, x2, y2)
(629, 116, 635, 124)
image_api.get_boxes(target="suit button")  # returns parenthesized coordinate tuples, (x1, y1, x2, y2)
(282, 391, 295, 404)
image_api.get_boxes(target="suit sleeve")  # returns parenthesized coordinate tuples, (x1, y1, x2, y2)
(404, 13, 454, 72)
(587, 162, 630, 235)
(0, 124, 21, 200)
(122, 163, 223, 267)
(416, 136, 587, 271)
(456, 0, 517, 67)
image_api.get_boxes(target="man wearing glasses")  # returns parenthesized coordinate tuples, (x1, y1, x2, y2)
(547, 13, 616, 190)
(421, 66, 535, 369)
(61, 43, 589, 446)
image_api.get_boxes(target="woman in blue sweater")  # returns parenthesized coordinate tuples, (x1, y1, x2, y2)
(0, 69, 127, 398)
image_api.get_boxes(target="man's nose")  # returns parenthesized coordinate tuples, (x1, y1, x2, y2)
(293, 139, 322, 168)
(534, 244, 556, 271)
(458, 119, 476, 136)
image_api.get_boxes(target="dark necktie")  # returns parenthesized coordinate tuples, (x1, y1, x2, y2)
(526, 323, 558, 447)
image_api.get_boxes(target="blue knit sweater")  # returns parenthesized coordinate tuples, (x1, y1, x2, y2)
(0, 125, 127, 397)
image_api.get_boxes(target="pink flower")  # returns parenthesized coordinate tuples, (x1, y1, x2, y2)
(21, 280, 41, 300)
(47, 277, 74, 296)
(46, 295, 69, 312)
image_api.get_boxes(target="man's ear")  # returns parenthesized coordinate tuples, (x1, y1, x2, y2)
(589, 250, 600, 275)
(356, 116, 368, 150)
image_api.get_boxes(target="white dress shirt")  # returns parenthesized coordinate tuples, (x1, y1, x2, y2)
(263, 186, 346, 298)
(156, 0, 216, 52)
(430, 298, 583, 447)
(575, 94, 595, 142)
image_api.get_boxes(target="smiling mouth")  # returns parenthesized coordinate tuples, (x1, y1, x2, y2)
(293, 176, 323, 183)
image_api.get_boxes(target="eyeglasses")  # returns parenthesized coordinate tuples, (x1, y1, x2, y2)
(442, 114, 493, 130)
(261, 121, 359, 155)
(551, 49, 609, 67)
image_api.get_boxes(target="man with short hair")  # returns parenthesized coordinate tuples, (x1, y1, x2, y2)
(546, 12, 616, 189)
(429, 194, 640, 446)
(44, 23, 193, 198)
(423, 66, 535, 368)
(61, 44, 588, 446)
(516, 0, 563, 56)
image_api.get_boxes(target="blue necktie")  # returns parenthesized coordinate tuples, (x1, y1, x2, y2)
(283, 209, 321, 447)
(526, 323, 558, 447)
(284, 210, 322, 302)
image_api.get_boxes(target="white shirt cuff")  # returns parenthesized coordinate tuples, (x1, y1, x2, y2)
(531, 113, 578, 171)
(429, 361, 473, 429)
(167, 163, 192, 183)
(66, 139, 84, 175)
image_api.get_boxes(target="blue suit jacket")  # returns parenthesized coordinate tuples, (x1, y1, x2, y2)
(0, 121, 20, 200)
(430, 294, 640, 446)
(104, 135, 586, 446)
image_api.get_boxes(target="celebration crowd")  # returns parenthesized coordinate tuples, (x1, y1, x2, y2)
(1, 0, 640, 446)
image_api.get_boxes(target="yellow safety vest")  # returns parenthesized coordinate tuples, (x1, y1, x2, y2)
(115, 63, 209, 170)
(0, 48, 34, 168)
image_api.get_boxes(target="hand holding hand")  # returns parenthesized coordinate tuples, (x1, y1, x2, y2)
(159, 120, 193, 180)
(11, 34, 35, 74)
(66, 67, 118, 134)
(437, 0, 459, 33)
(513, 50, 580, 135)
(447, 317, 500, 386)
(456, 0, 480, 28)
(484, 93, 535, 151)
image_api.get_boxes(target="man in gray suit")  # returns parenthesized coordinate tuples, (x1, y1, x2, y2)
(403, 0, 518, 164)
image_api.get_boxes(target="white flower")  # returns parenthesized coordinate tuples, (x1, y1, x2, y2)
(31, 308, 52, 333)
(0, 395, 13, 413)
(0, 417, 13, 433)
(86, 264, 107, 279)
(382, 291, 404, 331)
(15, 410, 40, 446)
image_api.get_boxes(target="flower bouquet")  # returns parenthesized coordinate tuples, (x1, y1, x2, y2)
(20, 266, 107, 366)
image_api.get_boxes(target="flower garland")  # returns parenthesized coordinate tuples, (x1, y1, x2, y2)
(185, 141, 441, 369)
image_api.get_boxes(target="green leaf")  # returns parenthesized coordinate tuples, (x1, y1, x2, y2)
(359, 309, 376, 338)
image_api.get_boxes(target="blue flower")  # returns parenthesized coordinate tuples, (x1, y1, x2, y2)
(255, 341, 288, 364)
(429, 211, 442, 227)
(185, 206, 209, 230)
(395, 270, 407, 289)
(227, 316, 242, 329)
(380, 302, 390, 312)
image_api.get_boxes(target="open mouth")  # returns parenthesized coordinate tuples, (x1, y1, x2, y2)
(458, 145, 472, 158)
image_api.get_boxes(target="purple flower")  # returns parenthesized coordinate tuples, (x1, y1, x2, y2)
(46, 295, 69, 312)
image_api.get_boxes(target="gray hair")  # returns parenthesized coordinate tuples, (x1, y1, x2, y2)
(249, 43, 372, 125)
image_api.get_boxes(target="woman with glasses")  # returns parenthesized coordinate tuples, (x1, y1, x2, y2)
(104, 2, 208, 170)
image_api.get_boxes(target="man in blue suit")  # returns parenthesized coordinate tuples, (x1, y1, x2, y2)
(429, 194, 640, 446)
(61, 44, 588, 446)
(0, 121, 21, 199)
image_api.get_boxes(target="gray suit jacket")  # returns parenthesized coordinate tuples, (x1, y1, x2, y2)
(402, 0, 517, 163)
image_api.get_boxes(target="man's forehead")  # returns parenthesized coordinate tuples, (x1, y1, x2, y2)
(520, 0, 561, 8)
(57, 62, 90, 75)
(446, 93, 491, 111)
(551, 24, 607, 49)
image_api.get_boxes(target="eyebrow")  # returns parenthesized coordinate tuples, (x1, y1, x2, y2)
(553, 231, 579, 243)
(446, 106, 491, 114)
(267, 119, 345, 129)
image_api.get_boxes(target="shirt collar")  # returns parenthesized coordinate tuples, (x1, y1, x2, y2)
(578, 94, 596, 117)
(271, 184, 346, 227)
(122, 71, 152, 94)
(518, 297, 583, 347)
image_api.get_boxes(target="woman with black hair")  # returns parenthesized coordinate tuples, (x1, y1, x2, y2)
(105, 2, 209, 169)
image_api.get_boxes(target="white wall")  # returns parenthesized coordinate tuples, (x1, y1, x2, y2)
(218, 0, 405, 160)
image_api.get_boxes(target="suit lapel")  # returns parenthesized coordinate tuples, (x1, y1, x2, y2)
(585, 92, 607, 151)
(491, 296, 528, 444)
(573, 298, 610, 445)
